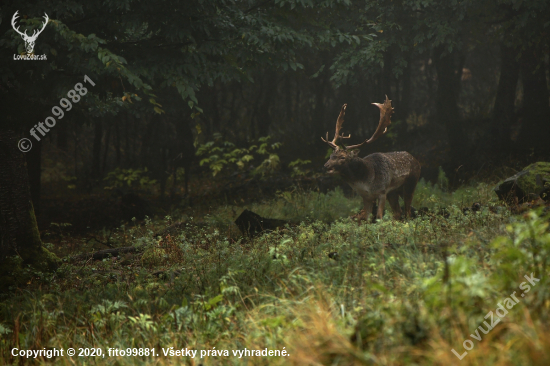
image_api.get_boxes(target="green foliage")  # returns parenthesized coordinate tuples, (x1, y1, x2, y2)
(288, 159, 312, 177)
(270, 187, 361, 221)
(492, 210, 550, 292)
(140, 247, 166, 268)
(103, 168, 157, 190)
(0, 323, 11, 335)
(197, 134, 282, 177)
(437, 166, 450, 192)
(207, 186, 361, 225)
(413, 178, 497, 210)
(2, 179, 550, 364)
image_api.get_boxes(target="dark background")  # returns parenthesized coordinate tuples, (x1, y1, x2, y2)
(1, 0, 549, 230)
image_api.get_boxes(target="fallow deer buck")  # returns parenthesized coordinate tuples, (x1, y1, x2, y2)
(322, 96, 421, 222)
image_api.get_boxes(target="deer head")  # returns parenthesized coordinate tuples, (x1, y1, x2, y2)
(322, 96, 394, 175)
(11, 11, 49, 54)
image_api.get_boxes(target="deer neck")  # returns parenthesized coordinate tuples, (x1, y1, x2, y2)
(339, 156, 373, 184)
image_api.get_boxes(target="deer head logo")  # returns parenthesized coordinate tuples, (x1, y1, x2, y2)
(11, 11, 49, 54)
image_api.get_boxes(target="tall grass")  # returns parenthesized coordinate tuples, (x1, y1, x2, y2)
(1, 183, 549, 365)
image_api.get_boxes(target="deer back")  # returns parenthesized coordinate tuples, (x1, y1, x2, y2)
(363, 152, 420, 193)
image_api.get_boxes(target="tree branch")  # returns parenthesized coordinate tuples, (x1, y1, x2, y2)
(244, 0, 275, 14)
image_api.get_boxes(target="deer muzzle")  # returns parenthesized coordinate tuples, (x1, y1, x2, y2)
(324, 161, 336, 174)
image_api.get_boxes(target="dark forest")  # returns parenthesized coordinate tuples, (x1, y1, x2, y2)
(1, 0, 550, 364)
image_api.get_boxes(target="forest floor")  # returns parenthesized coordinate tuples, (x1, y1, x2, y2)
(1, 175, 550, 365)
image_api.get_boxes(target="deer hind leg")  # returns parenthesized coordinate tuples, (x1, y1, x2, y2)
(403, 177, 419, 218)
(387, 190, 402, 220)
(376, 194, 386, 220)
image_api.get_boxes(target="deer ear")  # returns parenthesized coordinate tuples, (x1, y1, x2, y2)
(350, 150, 359, 157)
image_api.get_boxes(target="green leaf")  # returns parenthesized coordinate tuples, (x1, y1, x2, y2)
(241, 154, 254, 162)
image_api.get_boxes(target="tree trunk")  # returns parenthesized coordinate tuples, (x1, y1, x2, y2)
(125, 115, 131, 165)
(102, 121, 112, 175)
(115, 121, 121, 165)
(0, 130, 59, 290)
(433, 46, 467, 169)
(26, 139, 42, 214)
(257, 72, 277, 138)
(382, 51, 393, 97)
(286, 76, 293, 133)
(491, 43, 519, 153)
(57, 119, 68, 151)
(209, 83, 222, 135)
(172, 116, 195, 199)
(73, 122, 79, 177)
(400, 54, 412, 122)
(91, 120, 103, 181)
(313, 73, 328, 140)
(517, 46, 550, 153)
(396, 54, 412, 143)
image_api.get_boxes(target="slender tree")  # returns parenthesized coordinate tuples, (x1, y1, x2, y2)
(0, 130, 60, 291)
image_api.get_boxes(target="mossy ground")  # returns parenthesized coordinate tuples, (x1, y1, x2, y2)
(0, 202, 62, 292)
(518, 162, 550, 196)
(1, 181, 549, 365)
(0, 247, 61, 293)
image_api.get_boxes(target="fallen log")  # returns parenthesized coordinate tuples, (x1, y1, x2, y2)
(235, 209, 288, 237)
(152, 269, 182, 277)
(71, 246, 139, 262)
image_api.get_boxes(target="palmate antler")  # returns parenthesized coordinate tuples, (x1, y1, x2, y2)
(321, 104, 350, 149)
(322, 95, 394, 151)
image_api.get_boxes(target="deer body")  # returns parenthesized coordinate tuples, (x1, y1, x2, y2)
(322, 97, 421, 222)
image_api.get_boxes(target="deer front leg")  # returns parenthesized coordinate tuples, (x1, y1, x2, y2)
(360, 196, 374, 223)
(376, 193, 386, 220)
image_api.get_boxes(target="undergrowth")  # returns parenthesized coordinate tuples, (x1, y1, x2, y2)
(1, 181, 550, 365)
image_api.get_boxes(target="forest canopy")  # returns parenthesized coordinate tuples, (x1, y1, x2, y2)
(1, 0, 549, 187)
